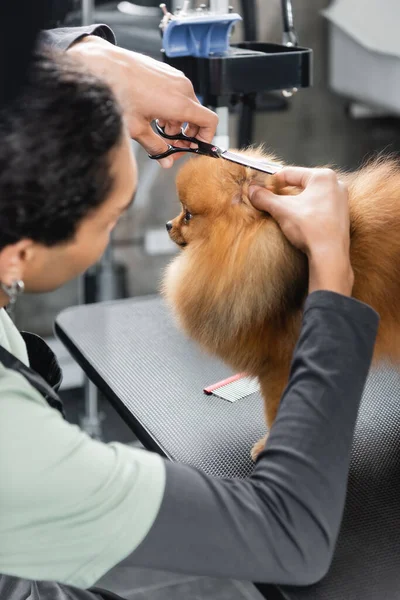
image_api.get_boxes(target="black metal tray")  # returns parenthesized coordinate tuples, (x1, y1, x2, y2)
(163, 42, 313, 104)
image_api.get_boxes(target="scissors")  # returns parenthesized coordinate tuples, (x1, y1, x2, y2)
(149, 120, 283, 175)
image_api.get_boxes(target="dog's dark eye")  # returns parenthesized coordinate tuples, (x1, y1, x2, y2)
(183, 210, 192, 224)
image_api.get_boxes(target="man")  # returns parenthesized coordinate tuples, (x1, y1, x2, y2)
(0, 14, 379, 600)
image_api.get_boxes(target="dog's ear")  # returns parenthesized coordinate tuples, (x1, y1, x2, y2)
(221, 148, 285, 206)
(232, 171, 276, 207)
(231, 192, 242, 205)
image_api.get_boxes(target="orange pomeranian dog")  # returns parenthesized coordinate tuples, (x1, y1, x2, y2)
(162, 150, 400, 459)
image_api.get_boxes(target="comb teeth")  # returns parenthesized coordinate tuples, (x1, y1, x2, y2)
(204, 374, 260, 403)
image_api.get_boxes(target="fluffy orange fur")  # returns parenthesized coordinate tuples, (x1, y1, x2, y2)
(162, 150, 400, 459)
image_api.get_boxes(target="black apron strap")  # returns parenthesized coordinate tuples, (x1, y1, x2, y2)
(20, 331, 63, 392)
(0, 343, 65, 418)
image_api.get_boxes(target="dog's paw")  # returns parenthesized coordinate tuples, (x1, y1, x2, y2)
(251, 434, 269, 461)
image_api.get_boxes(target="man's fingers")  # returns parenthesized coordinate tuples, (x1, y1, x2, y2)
(274, 166, 316, 189)
(164, 120, 184, 138)
(136, 128, 173, 168)
(184, 123, 200, 138)
(248, 185, 288, 220)
(181, 101, 218, 143)
(182, 123, 202, 150)
(275, 166, 339, 190)
(159, 121, 195, 155)
(155, 102, 218, 145)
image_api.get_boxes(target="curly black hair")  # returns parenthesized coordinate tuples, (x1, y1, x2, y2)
(0, 49, 123, 251)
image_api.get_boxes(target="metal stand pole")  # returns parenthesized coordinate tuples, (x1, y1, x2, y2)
(81, 379, 104, 439)
(81, 0, 94, 25)
(281, 0, 298, 47)
(79, 244, 118, 439)
(209, 1, 231, 149)
(214, 106, 230, 150)
(80, 0, 105, 440)
(171, 1, 230, 14)
(78, 266, 105, 438)
(210, 0, 230, 13)
(97, 244, 118, 302)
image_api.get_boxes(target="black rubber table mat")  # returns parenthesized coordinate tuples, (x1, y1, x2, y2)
(56, 296, 265, 478)
(56, 296, 400, 599)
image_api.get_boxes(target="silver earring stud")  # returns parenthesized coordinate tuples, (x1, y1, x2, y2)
(1, 280, 25, 305)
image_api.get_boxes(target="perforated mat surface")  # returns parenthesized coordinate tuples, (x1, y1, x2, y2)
(56, 296, 400, 599)
(56, 296, 266, 478)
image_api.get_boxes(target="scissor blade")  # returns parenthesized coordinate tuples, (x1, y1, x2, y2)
(220, 150, 283, 175)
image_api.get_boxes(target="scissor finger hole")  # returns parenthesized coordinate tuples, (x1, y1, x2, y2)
(164, 120, 184, 138)
(183, 123, 200, 149)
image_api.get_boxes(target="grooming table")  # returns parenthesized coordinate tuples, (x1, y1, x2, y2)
(55, 296, 400, 600)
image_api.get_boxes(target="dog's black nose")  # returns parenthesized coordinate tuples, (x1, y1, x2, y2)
(166, 221, 173, 232)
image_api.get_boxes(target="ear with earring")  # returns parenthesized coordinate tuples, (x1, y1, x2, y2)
(0, 240, 29, 314)
(1, 279, 25, 305)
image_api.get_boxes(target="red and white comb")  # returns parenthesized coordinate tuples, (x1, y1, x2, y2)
(204, 373, 260, 403)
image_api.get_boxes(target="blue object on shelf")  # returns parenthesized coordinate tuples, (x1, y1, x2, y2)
(162, 13, 242, 58)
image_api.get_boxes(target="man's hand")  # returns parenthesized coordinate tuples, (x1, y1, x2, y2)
(249, 167, 354, 296)
(68, 36, 218, 167)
